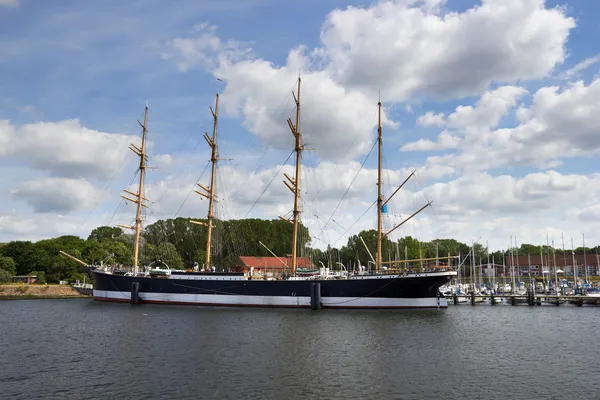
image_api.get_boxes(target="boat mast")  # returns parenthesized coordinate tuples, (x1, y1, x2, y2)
(282, 77, 302, 275)
(292, 78, 302, 275)
(583, 232, 588, 283)
(118, 103, 149, 275)
(192, 93, 219, 270)
(376, 100, 383, 271)
(205, 94, 219, 270)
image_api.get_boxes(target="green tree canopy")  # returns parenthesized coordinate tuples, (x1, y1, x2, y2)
(0, 256, 16, 275)
(88, 226, 124, 242)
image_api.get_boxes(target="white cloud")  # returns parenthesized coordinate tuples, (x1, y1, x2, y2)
(0, 119, 136, 180)
(424, 170, 590, 216)
(411, 79, 600, 177)
(417, 111, 445, 127)
(415, 170, 600, 249)
(573, 204, 600, 222)
(164, 24, 398, 161)
(162, 0, 575, 164)
(161, 23, 251, 71)
(401, 130, 459, 151)
(12, 178, 101, 213)
(219, 62, 396, 160)
(402, 85, 526, 154)
(153, 154, 173, 169)
(563, 54, 600, 79)
(0, 210, 134, 242)
(446, 86, 528, 131)
(319, 0, 574, 100)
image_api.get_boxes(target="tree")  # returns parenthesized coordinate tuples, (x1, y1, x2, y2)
(519, 243, 540, 256)
(1, 241, 37, 275)
(30, 271, 47, 284)
(0, 256, 16, 275)
(0, 269, 12, 283)
(88, 226, 124, 242)
(149, 242, 184, 270)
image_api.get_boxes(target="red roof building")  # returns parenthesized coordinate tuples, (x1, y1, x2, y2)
(236, 256, 315, 277)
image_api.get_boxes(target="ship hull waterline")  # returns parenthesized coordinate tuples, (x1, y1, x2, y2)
(92, 270, 456, 309)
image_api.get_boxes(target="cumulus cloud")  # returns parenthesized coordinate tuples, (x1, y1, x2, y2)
(401, 130, 459, 151)
(163, 0, 575, 161)
(407, 79, 600, 177)
(143, 162, 600, 251)
(220, 60, 387, 159)
(12, 178, 101, 213)
(423, 170, 590, 216)
(446, 86, 528, 131)
(0, 119, 136, 180)
(416, 170, 600, 248)
(417, 111, 445, 127)
(319, 0, 574, 100)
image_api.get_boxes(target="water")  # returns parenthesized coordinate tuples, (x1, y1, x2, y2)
(1, 299, 599, 399)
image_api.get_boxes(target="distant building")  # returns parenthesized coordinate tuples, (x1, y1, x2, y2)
(236, 256, 315, 278)
(12, 275, 37, 284)
(503, 255, 599, 276)
(481, 264, 508, 277)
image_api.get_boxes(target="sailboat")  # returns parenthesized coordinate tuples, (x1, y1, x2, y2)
(90, 79, 457, 308)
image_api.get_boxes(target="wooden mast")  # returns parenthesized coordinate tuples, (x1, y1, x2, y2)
(191, 93, 219, 270)
(374, 101, 430, 271)
(118, 103, 149, 275)
(205, 94, 219, 270)
(282, 77, 302, 275)
(376, 100, 383, 271)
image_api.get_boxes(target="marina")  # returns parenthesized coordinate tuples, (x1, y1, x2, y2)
(446, 292, 600, 306)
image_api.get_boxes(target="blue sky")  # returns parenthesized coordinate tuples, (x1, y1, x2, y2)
(1, 0, 600, 252)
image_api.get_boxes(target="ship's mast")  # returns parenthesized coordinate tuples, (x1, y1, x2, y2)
(377, 100, 431, 271)
(282, 78, 302, 275)
(118, 103, 150, 275)
(192, 93, 219, 270)
(376, 101, 383, 271)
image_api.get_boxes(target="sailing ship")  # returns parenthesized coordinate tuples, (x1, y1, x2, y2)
(88, 79, 457, 308)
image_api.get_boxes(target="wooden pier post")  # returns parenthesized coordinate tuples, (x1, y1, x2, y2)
(470, 291, 475, 305)
(491, 292, 496, 305)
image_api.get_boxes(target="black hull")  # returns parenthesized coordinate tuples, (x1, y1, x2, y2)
(92, 270, 455, 309)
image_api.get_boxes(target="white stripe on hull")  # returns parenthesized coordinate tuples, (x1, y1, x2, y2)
(93, 290, 447, 308)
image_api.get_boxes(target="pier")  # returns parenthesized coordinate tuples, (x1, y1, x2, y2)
(449, 291, 600, 306)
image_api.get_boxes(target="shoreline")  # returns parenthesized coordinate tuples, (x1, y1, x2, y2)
(0, 284, 92, 300)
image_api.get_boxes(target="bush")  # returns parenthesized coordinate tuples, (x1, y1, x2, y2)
(0, 256, 16, 275)
(0, 269, 12, 283)
(69, 272, 87, 284)
(30, 271, 46, 284)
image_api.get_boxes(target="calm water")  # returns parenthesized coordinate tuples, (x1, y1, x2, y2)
(1, 299, 599, 399)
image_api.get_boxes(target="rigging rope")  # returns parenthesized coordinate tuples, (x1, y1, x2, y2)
(242, 150, 294, 219)
(315, 139, 378, 243)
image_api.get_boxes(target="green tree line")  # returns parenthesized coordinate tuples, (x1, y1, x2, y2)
(1, 217, 598, 283)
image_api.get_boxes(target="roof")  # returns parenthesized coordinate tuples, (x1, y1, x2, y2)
(237, 256, 314, 270)
(504, 254, 599, 267)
